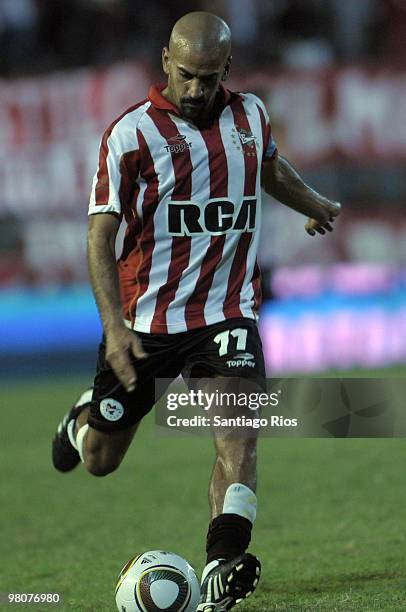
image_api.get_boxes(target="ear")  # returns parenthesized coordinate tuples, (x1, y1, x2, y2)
(221, 55, 232, 81)
(162, 47, 170, 75)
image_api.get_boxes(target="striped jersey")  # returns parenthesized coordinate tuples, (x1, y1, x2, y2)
(89, 84, 277, 334)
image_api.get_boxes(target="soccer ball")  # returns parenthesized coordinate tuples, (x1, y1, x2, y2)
(115, 550, 200, 612)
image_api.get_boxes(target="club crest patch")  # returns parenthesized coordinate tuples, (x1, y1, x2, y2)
(100, 398, 124, 421)
(232, 126, 258, 157)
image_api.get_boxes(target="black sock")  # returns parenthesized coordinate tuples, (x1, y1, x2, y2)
(206, 513, 253, 564)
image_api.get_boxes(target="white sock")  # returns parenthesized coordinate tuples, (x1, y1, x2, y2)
(201, 484, 257, 583)
(76, 424, 89, 463)
(223, 483, 257, 523)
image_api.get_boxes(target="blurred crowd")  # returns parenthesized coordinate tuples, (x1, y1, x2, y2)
(1, 0, 406, 290)
(1, 0, 406, 76)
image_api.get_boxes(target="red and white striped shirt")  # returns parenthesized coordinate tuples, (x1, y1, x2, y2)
(89, 84, 276, 334)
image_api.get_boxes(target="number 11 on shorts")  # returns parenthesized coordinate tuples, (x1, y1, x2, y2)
(213, 328, 248, 356)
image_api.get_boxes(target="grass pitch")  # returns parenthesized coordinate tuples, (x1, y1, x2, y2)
(1, 377, 406, 611)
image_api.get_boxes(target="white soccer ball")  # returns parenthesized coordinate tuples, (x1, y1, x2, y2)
(115, 550, 200, 612)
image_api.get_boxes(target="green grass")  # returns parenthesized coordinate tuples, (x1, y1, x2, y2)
(1, 377, 406, 611)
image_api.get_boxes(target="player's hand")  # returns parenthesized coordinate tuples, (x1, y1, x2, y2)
(105, 326, 147, 392)
(305, 201, 341, 236)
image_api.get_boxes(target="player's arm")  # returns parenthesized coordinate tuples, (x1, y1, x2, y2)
(261, 152, 341, 235)
(87, 212, 146, 392)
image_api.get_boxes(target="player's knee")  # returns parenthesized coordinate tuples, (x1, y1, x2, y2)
(84, 451, 122, 477)
(217, 434, 257, 453)
(216, 436, 257, 464)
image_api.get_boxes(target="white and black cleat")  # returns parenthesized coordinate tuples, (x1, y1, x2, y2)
(52, 388, 92, 472)
(197, 553, 261, 611)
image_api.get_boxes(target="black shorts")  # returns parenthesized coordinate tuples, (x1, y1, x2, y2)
(88, 317, 266, 432)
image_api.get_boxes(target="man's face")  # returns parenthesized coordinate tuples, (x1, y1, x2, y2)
(162, 46, 229, 121)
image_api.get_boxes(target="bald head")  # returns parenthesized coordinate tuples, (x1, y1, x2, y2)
(162, 12, 232, 123)
(169, 12, 231, 62)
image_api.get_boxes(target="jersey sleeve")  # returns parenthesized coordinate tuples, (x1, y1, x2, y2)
(250, 94, 278, 161)
(263, 124, 277, 160)
(88, 120, 140, 217)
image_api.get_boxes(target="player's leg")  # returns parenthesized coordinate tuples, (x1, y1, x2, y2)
(52, 385, 141, 476)
(182, 318, 265, 610)
(206, 429, 258, 565)
(70, 408, 140, 477)
(209, 429, 257, 518)
(52, 332, 184, 476)
(198, 379, 261, 611)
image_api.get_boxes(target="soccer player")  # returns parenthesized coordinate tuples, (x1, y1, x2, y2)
(52, 11, 340, 611)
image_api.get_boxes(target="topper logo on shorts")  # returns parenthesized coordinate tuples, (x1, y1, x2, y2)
(168, 197, 257, 236)
(226, 353, 256, 368)
(100, 398, 124, 421)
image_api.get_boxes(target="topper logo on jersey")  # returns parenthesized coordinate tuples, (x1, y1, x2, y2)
(167, 197, 257, 236)
(164, 133, 192, 154)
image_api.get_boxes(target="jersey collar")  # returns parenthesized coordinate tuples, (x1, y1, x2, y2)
(148, 83, 238, 119)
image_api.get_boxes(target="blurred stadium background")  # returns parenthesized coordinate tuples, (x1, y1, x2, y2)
(1, 0, 406, 377)
(2, 4, 406, 610)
